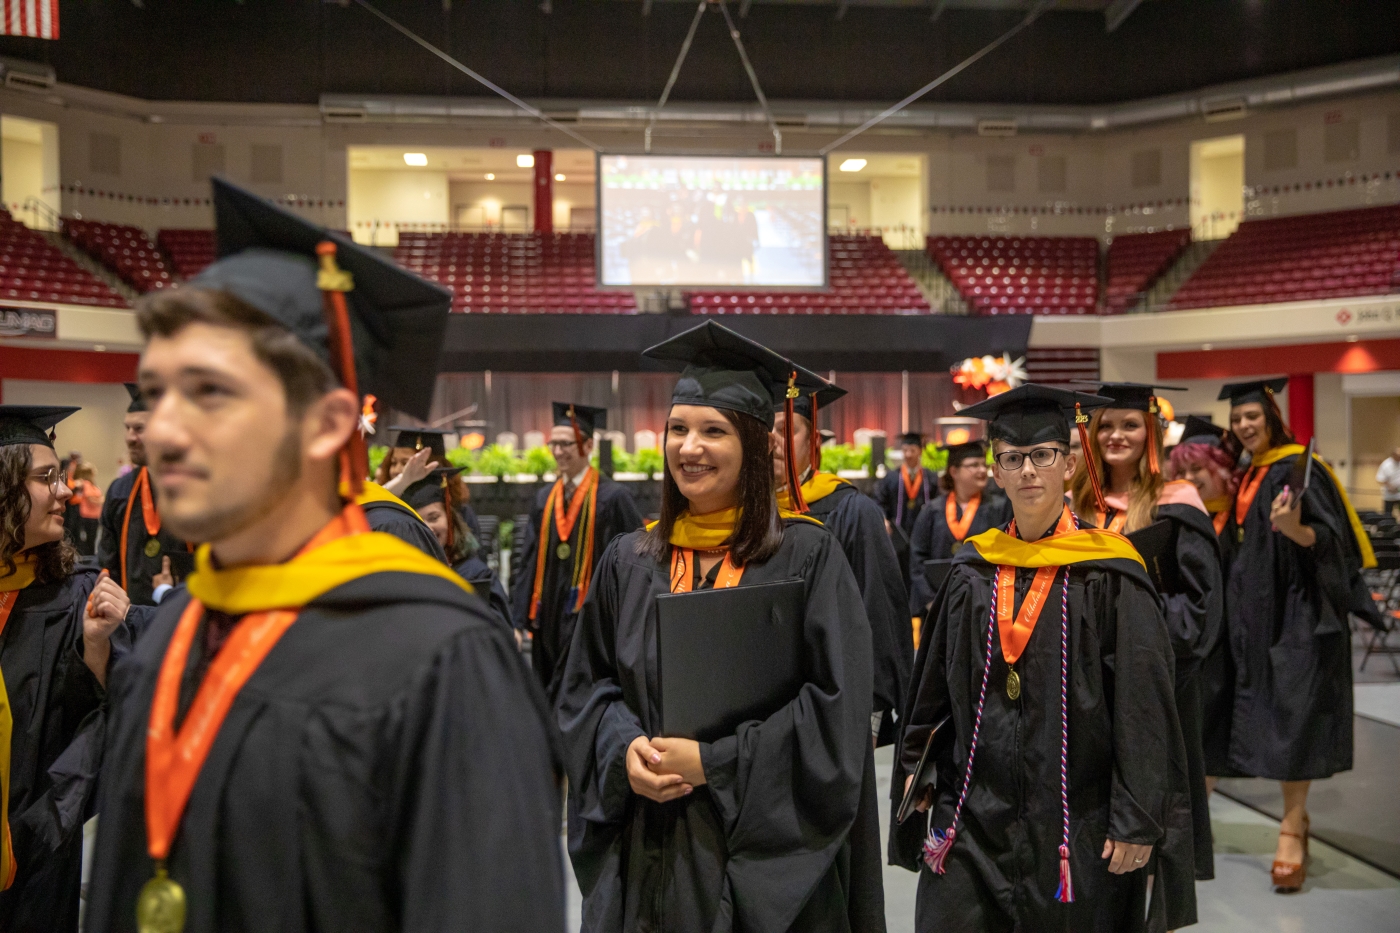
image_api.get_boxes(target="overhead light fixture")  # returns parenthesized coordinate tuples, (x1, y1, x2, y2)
(517, 154, 535, 168)
(555, 173, 566, 182)
(839, 158, 867, 172)
(485, 173, 495, 180)
(403, 153, 428, 166)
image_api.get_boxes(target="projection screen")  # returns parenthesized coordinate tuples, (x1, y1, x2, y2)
(598, 154, 826, 288)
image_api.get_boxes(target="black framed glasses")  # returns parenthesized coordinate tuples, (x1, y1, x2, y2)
(993, 447, 1063, 471)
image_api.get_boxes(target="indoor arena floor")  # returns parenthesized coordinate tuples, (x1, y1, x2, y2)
(563, 644, 1400, 932)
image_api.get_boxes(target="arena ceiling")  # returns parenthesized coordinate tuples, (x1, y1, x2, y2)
(1, 0, 1396, 108)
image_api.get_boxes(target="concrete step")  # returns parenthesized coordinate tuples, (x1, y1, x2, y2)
(1130, 238, 1223, 313)
(893, 249, 970, 315)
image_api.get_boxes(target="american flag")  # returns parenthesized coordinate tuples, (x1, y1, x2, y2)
(0, 0, 59, 40)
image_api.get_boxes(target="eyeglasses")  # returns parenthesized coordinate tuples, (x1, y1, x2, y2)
(29, 467, 66, 496)
(546, 439, 581, 451)
(992, 447, 1064, 471)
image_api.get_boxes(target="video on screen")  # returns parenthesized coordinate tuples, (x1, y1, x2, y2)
(598, 155, 825, 288)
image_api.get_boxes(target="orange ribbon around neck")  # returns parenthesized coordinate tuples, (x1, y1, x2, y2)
(1093, 509, 1128, 534)
(0, 591, 17, 641)
(945, 493, 981, 542)
(119, 467, 161, 591)
(1212, 511, 1229, 536)
(1234, 465, 1268, 529)
(528, 467, 601, 621)
(901, 463, 923, 503)
(998, 507, 1075, 666)
(143, 504, 366, 868)
(669, 546, 745, 593)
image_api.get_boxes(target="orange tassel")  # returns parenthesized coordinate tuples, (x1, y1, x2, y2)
(316, 241, 365, 499)
(1075, 403, 1106, 515)
(809, 392, 822, 477)
(784, 372, 807, 513)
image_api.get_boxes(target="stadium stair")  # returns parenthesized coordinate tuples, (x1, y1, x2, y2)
(894, 249, 970, 315)
(928, 235, 1100, 315)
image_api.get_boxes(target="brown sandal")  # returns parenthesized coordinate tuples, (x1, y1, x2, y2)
(1271, 826, 1309, 892)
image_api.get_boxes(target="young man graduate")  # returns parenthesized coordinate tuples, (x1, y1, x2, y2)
(510, 402, 643, 697)
(892, 384, 1189, 933)
(83, 178, 564, 933)
(875, 431, 936, 590)
(98, 384, 192, 605)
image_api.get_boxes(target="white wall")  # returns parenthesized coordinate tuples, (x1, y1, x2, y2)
(1, 380, 132, 489)
(349, 169, 450, 246)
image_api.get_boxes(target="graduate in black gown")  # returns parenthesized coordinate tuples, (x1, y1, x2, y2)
(557, 320, 878, 932)
(773, 377, 909, 933)
(907, 440, 1011, 620)
(98, 384, 192, 606)
(84, 179, 564, 933)
(892, 384, 1189, 933)
(0, 405, 146, 932)
(874, 432, 936, 591)
(511, 402, 643, 698)
(374, 425, 484, 541)
(1070, 383, 1225, 929)
(402, 466, 514, 636)
(353, 426, 450, 562)
(1214, 378, 1376, 893)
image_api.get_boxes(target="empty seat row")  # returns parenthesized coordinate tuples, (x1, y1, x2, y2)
(65, 219, 176, 293)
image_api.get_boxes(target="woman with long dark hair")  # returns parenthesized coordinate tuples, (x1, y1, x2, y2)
(1215, 378, 1376, 892)
(1069, 383, 1223, 929)
(556, 321, 878, 932)
(0, 406, 140, 931)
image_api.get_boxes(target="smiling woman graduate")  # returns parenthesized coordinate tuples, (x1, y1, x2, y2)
(82, 179, 564, 933)
(556, 320, 878, 933)
(892, 384, 1189, 933)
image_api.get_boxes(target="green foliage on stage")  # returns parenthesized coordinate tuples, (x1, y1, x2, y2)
(522, 446, 557, 478)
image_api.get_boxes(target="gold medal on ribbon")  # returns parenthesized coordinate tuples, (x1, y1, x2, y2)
(950, 541, 963, 555)
(1236, 527, 1245, 543)
(556, 542, 572, 561)
(1006, 668, 1021, 701)
(137, 864, 187, 933)
(145, 539, 162, 558)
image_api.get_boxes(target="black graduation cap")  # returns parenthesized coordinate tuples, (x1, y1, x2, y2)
(0, 405, 79, 449)
(1079, 381, 1187, 415)
(943, 438, 988, 467)
(389, 425, 451, 460)
(783, 383, 847, 423)
(895, 432, 925, 448)
(1179, 414, 1225, 447)
(959, 384, 1111, 447)
(123, 383, 147, 414)
(643, 320, 827, 429)
(1218, 376, 1288, 407)
(552, 402, 607, 438)
(193, 178, 452, 420)
(402, 466, 464, 512)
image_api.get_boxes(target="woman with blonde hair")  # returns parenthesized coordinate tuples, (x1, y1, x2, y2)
(1070, 382, 1223, 930)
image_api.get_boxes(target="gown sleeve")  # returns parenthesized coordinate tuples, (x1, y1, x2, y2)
(907, 503, 938, 618)
(96, 480, 124, 579)
(1097, 571, 1184, 846)
(872, 473, 896, 522)
(1300, 466, 1370, 634)
(1160, 510, 1224, 663)
(696, 530, 874, 933)
(554, 537, 648, 893)
(364, 505, 449, 563)
(509, 492, 546, 629)
(392, 624, 566, 933)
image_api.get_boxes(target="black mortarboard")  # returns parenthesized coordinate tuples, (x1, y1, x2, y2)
(193, 178, 451, 420)
(403, 466, 464, 512)
(389, 425, 451, 460)
(1218, 377, 1288, 407)
(960, 384, 1111, 447)
(782, 383, 847, 423)
(943, 438, 988, 467)
(552, 402, 608, 437)
(123, 383, 147, 414)
(1080, 381, 1187, 415)
(0, 405, 79, 449)
(896, 432, 925, 448)
(1179, 414, 1225, 447)
(644, 321, 827, 429)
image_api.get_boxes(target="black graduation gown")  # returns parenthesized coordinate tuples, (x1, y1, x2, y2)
(907, 493, 1013, 618)
(1198, 513, 1238, 778)
(510, 477, 643, 697)
(361, 498, 449, 563)
(97, 470, 190, 607)
(804, 481, 912, 933)
(453, 554, 514, 634)
(83, 572, 565, 933)
(557, 521, 877, 933)
(0, 569, 146, 933)
(874, 467, 937, 592)
(891, 535, 1190, 933)
(1219, 455, 1364, 781)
